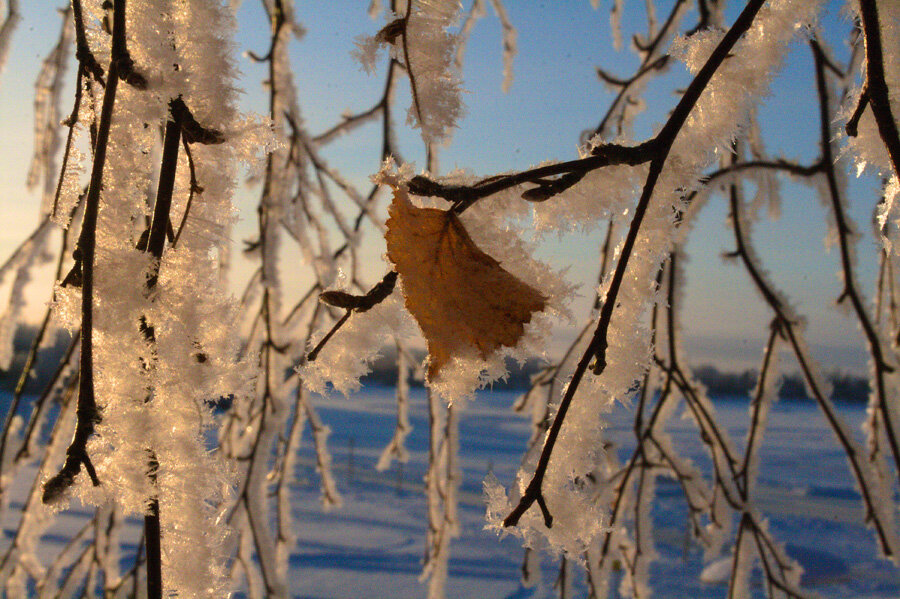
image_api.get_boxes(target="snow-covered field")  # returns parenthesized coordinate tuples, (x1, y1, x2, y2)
(281, 389, 900, 598)
(3, 388, 899, 598)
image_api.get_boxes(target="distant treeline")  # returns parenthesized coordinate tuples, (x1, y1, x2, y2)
(363, 348, 870, 402)
(361, 348, 545, 391)
(691, 364, 869, 402)
(1, 327, 871, 402)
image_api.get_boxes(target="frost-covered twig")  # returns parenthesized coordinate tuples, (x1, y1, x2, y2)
(421, 389, 460, 598)
(592, 0, 692, 141)
(137, 106, 185, 599)
(399, 0, 464, 146)
(811, 39, 900, 488)
(311, 57, 402, 151)
(49, 68, 86, 222)
(858, 0, 900, 177)
(408, 141, 654, 211)
(503, 0, 768, 529)
(728, 160, 899, 557)
(0, 220, 73, 469)
(71, 0, 105, 86)
(307, 270, 397, 361)
(377, 340, 413, 470)
(0, 363, 78, 593)
(42, 0, 130, 504)
(17, 331, 79, 462)
(637, 251, 812, 597)
(27, 6, 72, 212)
(223, 2, 324, 595)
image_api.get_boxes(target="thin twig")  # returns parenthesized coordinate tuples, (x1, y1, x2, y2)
(42, 0, 129, 502)
(503, 0, 768, 528)
(858, 0, 900, 176)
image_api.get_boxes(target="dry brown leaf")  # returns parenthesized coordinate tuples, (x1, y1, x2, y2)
(385, 186, 546, 380)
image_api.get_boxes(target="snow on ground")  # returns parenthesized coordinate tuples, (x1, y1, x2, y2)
(3, 388, 900, 597)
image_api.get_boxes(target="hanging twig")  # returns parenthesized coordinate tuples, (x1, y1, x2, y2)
(858, 0, 900, 176)
(138, 105, 185, 599)
(306, 270, 398, 361)
(42, 0, 132, 504)
(71, 0, 105, 86)
(504, 0, 768, 529)
(811, 39, 900, 484)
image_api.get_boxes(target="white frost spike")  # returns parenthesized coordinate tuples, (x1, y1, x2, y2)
(609, 0, 623, 51)
(52, 146, 85, 229)
(367, 0, 382, 19)
(878, 176, 900, 255)
(353, 0, 467, 142)
(0, 0, 19, 80)
(305, 398, 342, 509)
(489, 0, 517, 93)
(404, 0, 466, 145)
(0, 224, 51, 370)
(376, 342, 413, 471)
(421, 392, 460, 599)
(453, 0, 485, 71)
(700, 556, 732, 584)
(27, 7, 71, 213)
(351, 32, 384, 75)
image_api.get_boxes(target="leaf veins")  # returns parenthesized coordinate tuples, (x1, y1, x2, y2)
(385, 186, 546, 380)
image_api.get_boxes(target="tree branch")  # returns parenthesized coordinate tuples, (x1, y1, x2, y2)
(42, 3, 126, 503)
(503, 0, 768, 528)
(858, 0, 900, 176)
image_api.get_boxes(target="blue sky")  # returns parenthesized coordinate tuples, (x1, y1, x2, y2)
(0, 0, 882, 374)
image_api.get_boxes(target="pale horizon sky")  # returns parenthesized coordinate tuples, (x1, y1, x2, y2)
(0, 0, 882, 375)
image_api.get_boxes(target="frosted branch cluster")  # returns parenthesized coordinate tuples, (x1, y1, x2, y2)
(1, 1, 900, 598)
